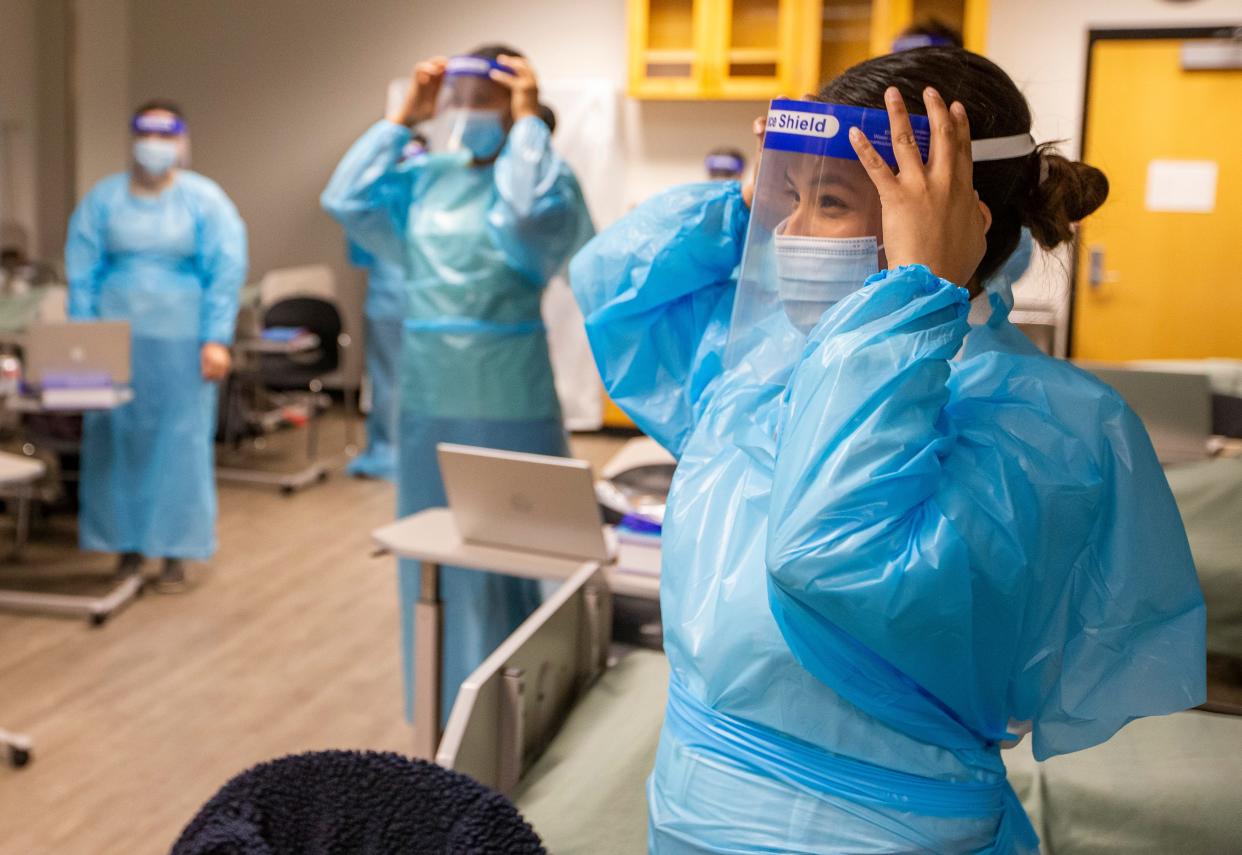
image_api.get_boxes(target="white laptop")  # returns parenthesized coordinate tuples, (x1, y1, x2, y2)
(437, 443, 611, 562)
(1081, 364, 1212, 465)
(23, 321, 131, 386)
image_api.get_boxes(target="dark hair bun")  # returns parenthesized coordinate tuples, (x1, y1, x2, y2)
(1024, 147, 1109, 250)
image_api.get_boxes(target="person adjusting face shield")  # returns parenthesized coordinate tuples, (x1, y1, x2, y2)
(418, 54, 520, 162)
(66, 101, 247, 592)
(731, 97, 1044, 371)
(570, 47, 1203, 855)
(321, 45, 594, 727)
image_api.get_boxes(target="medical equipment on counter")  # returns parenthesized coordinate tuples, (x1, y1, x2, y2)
(594, 436, 675, 525)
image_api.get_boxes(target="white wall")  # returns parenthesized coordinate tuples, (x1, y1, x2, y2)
(73, 0, 130, 198)
(989, 0, 1241, 158)
(1, 0, 74, 261)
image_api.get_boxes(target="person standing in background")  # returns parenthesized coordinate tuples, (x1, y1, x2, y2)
(322, 46, 593, 725)
(66, 101, 247, 592)
(704, 147, 746, 181)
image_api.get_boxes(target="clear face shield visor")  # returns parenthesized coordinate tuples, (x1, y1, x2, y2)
(725, 98, 1035, 380)
(419, 55, 514, 161)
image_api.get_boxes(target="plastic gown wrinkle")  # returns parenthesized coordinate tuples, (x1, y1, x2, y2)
(571, 181, 1204, 854)
(324, 116, 594, 726)
(65, 172, 247, 559)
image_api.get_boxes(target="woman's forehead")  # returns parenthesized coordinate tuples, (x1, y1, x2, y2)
(782, 153, 870, 188)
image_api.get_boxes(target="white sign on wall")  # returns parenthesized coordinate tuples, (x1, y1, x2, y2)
(1145, 159, 1218, 213)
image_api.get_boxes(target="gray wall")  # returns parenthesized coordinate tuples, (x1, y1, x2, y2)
(0, 0, 73, 261)
(123, 0, 761, 311)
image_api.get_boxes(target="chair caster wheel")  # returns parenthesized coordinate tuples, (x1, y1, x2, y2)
(10, 746, 30, 768)
(90, 613, 108, 628)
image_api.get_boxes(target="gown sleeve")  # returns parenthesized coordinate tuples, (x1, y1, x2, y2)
(765, 264, 1206, 760)
(194, 181, 248, 345)
(569, 181, 747, 457)
(321, 120, 414, 267)
(64, 181, 112, 320)
(488, 116, 595, 286)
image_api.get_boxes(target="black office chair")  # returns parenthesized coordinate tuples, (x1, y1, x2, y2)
(258, 296, 342, 390)
(216, 296, 353, 494)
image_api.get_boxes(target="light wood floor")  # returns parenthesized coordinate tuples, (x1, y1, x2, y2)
(0, 421, 626, 855)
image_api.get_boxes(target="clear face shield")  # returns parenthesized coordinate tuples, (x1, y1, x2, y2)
(725, 97, 1035, 382)
(419, 55, 514, 161)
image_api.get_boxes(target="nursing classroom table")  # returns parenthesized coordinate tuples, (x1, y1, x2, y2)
(1, 391, 142, 625)
(372, 508, 600, 760)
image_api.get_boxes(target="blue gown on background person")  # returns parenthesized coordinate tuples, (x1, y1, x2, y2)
(323, 117, 594, 724)
(65, 171, 247, 560)
(345, 241, 406, 481)
(570, 181, 1205, 854)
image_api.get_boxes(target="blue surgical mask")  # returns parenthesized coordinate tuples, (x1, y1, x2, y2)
(446, 109, 507, 160)
(774, 233, 880, 334)
(133, 138, 180, 177)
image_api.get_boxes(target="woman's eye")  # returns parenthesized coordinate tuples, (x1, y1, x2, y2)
(819, 195, 847, 210)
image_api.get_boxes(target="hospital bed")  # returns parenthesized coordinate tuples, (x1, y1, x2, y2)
(1167, 456, 1242, 662)
(443, 581, 1242, 854)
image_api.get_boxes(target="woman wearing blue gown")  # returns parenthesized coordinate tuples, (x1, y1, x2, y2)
(572, 48, 1204, 854)
(66, 101, 247, 591)
(323, 46, 594, 724)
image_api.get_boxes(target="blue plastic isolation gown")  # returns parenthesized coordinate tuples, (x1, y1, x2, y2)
(345, 241, 406, 481)
(570, 181, 1206, 854)
(323, 118, 594, 725)
(65, 171, 247, 560)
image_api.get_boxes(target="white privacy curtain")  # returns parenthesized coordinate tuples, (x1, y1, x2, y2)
(538, 78, 625, 431)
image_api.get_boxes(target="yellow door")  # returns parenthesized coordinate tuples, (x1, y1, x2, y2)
(1074, 36, 1242, 360)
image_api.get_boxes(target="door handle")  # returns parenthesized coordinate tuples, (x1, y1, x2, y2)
(1087, 245, 1119, 289)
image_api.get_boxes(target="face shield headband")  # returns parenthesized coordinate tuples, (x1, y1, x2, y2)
(131, 113, 186, 136)
(705, 153, 746, 175)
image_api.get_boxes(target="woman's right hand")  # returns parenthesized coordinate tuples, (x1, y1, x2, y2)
(387, 57, 448, 127)
(849, 86, 990, 287)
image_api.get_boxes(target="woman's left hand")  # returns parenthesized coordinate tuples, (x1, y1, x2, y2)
(491, 55, 540, 122)
(849, 86, 991, 287)
(201, 342, 231, 382)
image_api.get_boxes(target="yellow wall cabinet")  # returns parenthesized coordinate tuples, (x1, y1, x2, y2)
(627, 0, 824, 100)
(627, 0, 989, 101)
